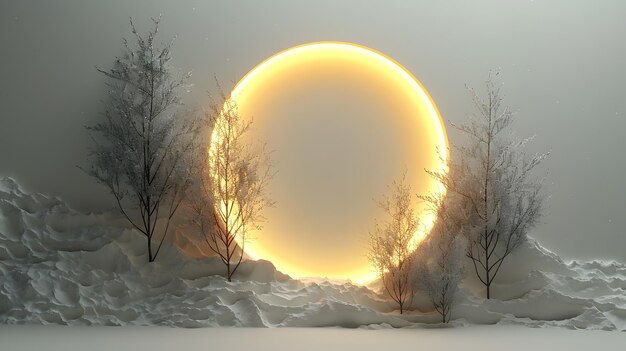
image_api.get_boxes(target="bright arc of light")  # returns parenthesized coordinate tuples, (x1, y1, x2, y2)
(217, 42, 449, 284)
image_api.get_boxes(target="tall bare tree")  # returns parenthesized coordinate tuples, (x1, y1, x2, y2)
(427, 72, 547, 299)
(86, 17, 201, 262)
(414, 190, 468, 323)
(189, 89, 274, 282)
(368, 174, 418, 314)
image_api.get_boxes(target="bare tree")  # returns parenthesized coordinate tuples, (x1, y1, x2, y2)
(414, 190, 468, 323)
(189, 88, 274, 282)
(426, 72, 547, 299)
(368, 174, 418, 314)
(85, 17, 201, 262)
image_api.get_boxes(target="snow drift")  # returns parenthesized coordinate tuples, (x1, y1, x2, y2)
(0, 177, 625, 330)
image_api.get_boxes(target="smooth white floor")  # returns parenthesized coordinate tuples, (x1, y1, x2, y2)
(0, 325, 625, 351)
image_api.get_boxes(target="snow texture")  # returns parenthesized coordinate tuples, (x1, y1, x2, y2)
(1, 177, 625, 330)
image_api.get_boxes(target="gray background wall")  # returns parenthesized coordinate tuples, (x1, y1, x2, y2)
(1, 0, 625, 263)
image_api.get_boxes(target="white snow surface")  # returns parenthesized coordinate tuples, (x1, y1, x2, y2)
(1, 177, 625, 330)
(2, 325, 625, 351)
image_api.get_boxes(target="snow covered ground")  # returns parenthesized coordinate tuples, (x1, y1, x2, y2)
(1, 176, 626, 331)
(1, 325, 625, 351)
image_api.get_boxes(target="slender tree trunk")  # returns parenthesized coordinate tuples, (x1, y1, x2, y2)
(148, 238, 154, 262)
(485, 247, 491, 299)
(484, 97, 493, 299)
(485, 250, 490, 299)
(227, 261, 232, 282)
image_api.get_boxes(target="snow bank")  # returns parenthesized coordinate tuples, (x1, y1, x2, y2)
(1, 177, 625, 330)
(0, 178, 402, 327)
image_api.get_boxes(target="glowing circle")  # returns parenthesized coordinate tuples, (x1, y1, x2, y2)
(228, 42, 448, 283)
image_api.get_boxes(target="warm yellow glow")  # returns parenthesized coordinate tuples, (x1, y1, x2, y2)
(222, 42, 448, 284)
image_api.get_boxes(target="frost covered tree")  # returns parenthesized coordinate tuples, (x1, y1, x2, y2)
(414, 191, 468, 323)
(426, 72, 547, 299)
(368, 174, 418, 314)
(189, 89, 274, 282)
(85, 17, 201, 262)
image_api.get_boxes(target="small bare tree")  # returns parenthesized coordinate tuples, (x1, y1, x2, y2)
(85, 17, 200, 262)
(427, 72, 547, 299)
(368, 174, 418, 314)
(189, 89, 274, 282)
(414, 190, 468, 323)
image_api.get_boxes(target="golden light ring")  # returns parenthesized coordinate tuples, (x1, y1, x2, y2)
(221, 42, 448, 283)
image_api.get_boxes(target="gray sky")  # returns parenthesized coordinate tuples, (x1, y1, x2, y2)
(1, 0, 625, 264)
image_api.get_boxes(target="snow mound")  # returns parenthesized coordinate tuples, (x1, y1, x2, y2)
(453, 239, 626, 330)
(0, 178, 401, 327)
(1, 177, 625, 330)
